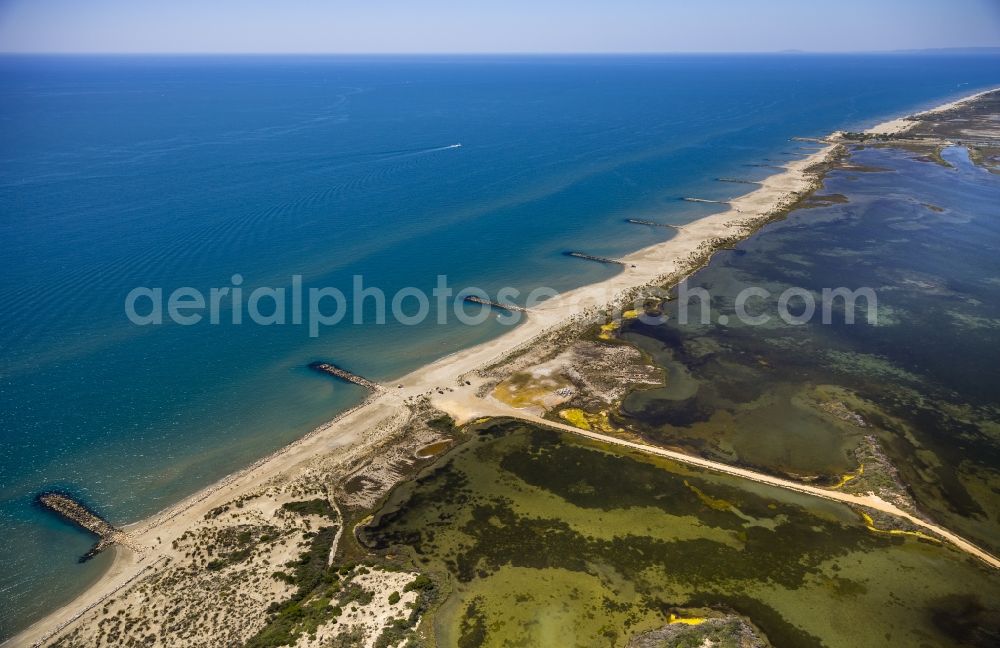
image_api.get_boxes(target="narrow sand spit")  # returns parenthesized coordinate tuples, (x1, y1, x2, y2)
(865, 86, 999, 136)
(10, 88, 999, 648)
(429, 391, 1000, 570)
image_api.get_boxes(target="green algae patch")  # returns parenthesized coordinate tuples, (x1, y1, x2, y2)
(684, 479, 733, 511)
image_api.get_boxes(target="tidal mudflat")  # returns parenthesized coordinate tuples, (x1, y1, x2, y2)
(363, 421, 1000, 647)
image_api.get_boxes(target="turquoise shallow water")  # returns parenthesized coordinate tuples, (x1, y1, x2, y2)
(1, 54, 999, 636)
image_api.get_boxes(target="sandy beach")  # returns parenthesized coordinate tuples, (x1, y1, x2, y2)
(8, 87, 998, 648)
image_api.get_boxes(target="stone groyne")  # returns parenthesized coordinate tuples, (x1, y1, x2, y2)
(682, 197, 728, 204)
(565, 251, 628, 267)
(715, 177, 759, 185)
(744, 162, 787, 170)
(625, 218, 681, 229)
(462, 295, 528, 313)
(308, 362, 382, 392)
(36, 492, 141, 561)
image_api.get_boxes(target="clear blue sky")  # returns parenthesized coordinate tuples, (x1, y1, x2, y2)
(1, 0, 998, 54)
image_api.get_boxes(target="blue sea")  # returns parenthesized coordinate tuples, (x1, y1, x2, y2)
(1, 54, 999, 637)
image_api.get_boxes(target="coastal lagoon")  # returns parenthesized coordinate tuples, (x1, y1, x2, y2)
(3, 54, 1000, 636)
(363, 421, 1000, 647)
(617, 144, 1000, 555)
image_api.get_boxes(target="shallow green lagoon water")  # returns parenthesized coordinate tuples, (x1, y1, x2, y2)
(617, 146, 1000, 555)
(363, 422, 1000, 647)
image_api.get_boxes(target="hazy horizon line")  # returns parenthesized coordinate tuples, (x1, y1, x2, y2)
(2, 47, 1000, 57)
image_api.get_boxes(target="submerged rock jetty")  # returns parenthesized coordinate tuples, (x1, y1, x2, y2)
(682, 196, 727, 204)
(626, 218, 681, 229)
(565, 251, 628, 266)
(308, 361, 382, 392)
(462, 295, 528, 313)
(36, 492, 140, 561)
(744, 162, 787, 170)
(715, 177, 759, 185)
